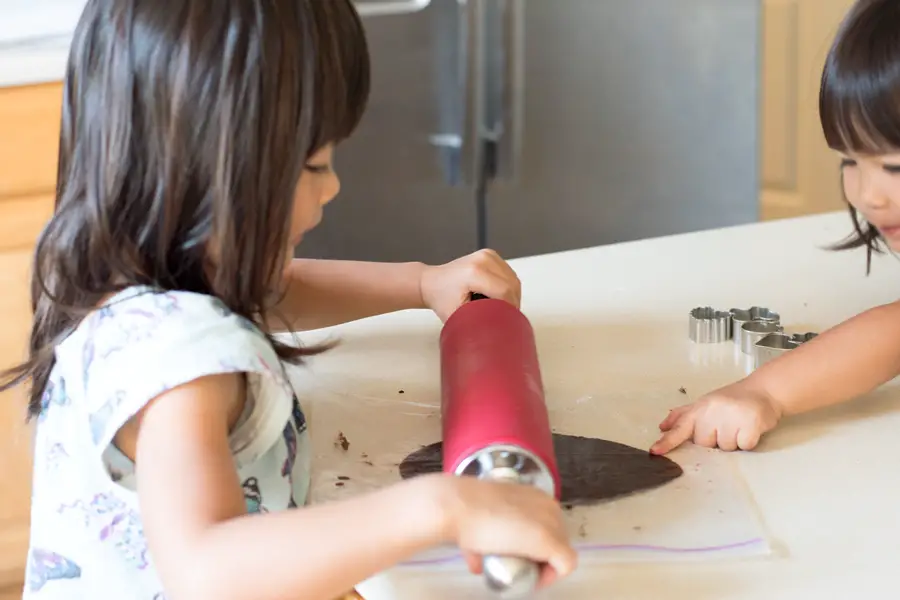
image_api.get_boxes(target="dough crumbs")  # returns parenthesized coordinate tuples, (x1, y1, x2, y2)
(335, 431, 350, 451)
(678, 387, 687, 394)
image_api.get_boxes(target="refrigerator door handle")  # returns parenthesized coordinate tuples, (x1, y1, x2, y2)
(354, 0, 431, 18)
(429, 0, 483, 188)
(483, 0, 524, 183)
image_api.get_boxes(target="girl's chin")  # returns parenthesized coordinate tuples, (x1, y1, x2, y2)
(876, 226, 900, 250)
(283, 248, 295, 271)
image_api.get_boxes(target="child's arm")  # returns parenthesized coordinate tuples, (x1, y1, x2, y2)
(755, 301, 900, 415)
(133, 374, 575, 600)
(652, 301, 900, 453)
(271, 249, 520, 331)
(273, 259, 428, 330)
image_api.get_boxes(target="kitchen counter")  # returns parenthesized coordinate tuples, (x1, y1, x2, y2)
(287, 210, 900, 599)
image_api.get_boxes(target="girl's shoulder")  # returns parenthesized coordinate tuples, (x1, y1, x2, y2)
(73, 285, 263, 342)
(49, 286, 296, 459)
(56, 285, 288, 404)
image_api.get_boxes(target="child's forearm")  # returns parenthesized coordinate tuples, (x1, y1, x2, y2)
(271, 259, 427, 331)
(750, 301, 900, 417)
(174, 475, 450, 600)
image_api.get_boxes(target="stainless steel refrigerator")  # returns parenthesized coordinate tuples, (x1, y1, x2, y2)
(298, 0, 761, 264)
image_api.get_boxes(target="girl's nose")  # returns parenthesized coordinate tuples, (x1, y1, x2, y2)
(859, 173, 890, 209)
(321, 173, 340, 206)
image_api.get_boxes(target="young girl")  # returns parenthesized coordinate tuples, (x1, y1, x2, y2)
(3, 1, 577, 598)
(651, 0, 900, 456)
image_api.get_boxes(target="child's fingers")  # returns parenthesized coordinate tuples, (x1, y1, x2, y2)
(537, 563, 560, 589)
(659, 405, 689, 431)
(693, 421, 718, 448)
(736, 426, 761, 451)
(478, 249, 519, 292)
(545, 542, 578, 581)
(468, 268, 519, 307)
(716, 425, 739, 451)
(463, 552, 483, 574)
(650, 412, 695, 454)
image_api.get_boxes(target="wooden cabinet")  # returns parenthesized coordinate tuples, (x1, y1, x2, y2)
(760, 0, 857, 220)
(0, 82, 62, 594)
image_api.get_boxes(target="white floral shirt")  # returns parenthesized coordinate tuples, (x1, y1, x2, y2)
(24, 286, 310, 599)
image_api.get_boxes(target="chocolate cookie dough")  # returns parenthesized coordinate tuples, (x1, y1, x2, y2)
(398, 434, 683, 506)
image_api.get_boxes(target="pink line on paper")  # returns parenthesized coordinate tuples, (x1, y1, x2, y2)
(399, 537, 767, 567)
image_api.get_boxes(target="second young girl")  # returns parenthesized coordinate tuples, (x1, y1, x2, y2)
(652, 0, 900, 455)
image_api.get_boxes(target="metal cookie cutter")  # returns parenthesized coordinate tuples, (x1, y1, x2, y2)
(753, 331, 818, 369)
(790, 332, 818, 344)
(689, 307, 733, 343)
(740, 320, 783, 355)
(731, 306, 780, 348)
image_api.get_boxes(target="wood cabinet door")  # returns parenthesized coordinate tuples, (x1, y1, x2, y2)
(0, 82, 62, 593)
(760, 0, 857, 220)
(0, 247, 38, 594)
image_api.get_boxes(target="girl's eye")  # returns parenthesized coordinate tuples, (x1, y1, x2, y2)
(840, 158, 857, 169)
(883, 163, 900, 175)
(304, 164, 331, 174)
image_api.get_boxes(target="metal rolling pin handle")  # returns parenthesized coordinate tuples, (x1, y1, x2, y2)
(456, 445, 556, 598)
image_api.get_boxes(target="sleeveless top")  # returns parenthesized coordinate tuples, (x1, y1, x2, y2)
(24, 287, 310, 599)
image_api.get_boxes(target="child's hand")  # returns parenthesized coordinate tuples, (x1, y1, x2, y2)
(420, 249, 521, 321)
(440, 476, 577, 588)
(649, 382, 784, 454)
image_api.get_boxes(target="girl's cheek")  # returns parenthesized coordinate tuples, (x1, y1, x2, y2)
(842, 170, 861, 208)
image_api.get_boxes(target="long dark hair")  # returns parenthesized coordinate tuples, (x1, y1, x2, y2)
(819, 0, 900, 272)
(0, 0, 370, 419)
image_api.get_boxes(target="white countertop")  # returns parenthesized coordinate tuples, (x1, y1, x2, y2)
(288, 211, 900, 599)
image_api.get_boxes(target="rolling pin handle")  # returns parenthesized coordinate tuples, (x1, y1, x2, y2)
(477, 463, 545, 597)
(483, 555, 540, 599)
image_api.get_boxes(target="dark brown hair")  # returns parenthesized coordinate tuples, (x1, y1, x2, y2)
(0, 0, 370, 419)
(820, 0, 900, 272)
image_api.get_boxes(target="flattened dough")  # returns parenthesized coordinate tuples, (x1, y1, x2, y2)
(399, 434, 683, 506)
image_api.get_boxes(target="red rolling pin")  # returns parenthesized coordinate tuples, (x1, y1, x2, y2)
(439, 294, 560, 597)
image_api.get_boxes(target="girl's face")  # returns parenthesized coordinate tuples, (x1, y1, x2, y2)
(286, 144, 340, 265)
(840, 151, 900, 250)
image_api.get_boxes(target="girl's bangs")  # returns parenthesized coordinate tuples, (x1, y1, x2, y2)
(309, 0, 371, 153)
(819, 1, 900, 155)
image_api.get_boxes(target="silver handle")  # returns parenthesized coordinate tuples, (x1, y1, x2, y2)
(426, 0, 523, 251)
(483, 555, 540, 599)
(478, 463, 543, 598)
(353, 0, 431, 17)
(482, 0, 524, 182)
(429, 0, 483, 188)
